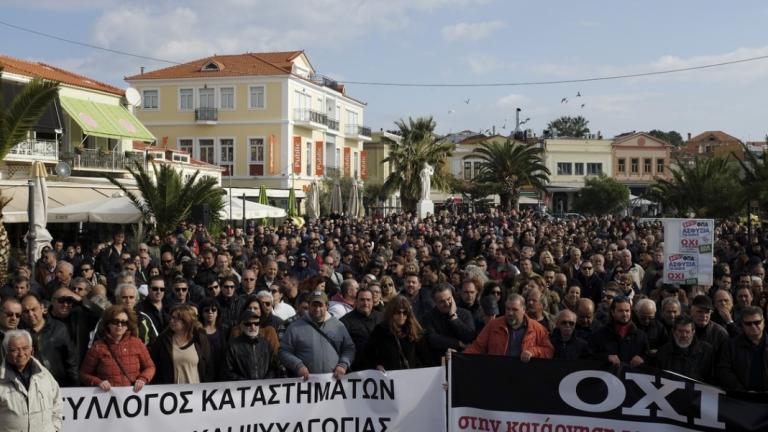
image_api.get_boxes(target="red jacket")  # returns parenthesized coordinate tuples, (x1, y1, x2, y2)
(465, 316, 554, 359)
(80, 334, 156, 387)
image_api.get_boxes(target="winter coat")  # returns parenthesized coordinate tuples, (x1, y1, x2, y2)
(464, 316, 554, 359)
(79, 334, 156, 387)
(25, 319, 79, 387)
(550, 329, 590, 360)
(717, 334, 768, 392)
(340, 309, 382, 370)
(654, 338, 714, 384)
(588, 322, 649, 364)
(279, 315, 355, 374)
(362, 323, 431, 370)
(150, 328, 213, 384)
(223, 333, 278, 380)
(0, 358, 62, 432)
(422, 307, 476, 365)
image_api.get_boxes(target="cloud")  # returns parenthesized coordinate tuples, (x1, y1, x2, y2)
(496, 93, 529, 109)
(441, 20, 506, 42)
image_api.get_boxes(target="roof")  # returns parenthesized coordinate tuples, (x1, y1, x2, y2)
(687, 131, 741, 143)
(0, 54, 123, 96)
(132, 141, 223, 171)
(612, 132, 671, 147)
(125, 51, 305, 80)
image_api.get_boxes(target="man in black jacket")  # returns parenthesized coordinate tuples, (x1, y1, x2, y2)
(588, 296, 648, 367)
(655, 316, 714, 384)
(690, 295, 729, 357)
(718, 306, 768, 391)
(48, 286, 102, 362)
(422, 284, 476, 366)
(223, 310, 278, 381)
(20, 294, 79, 386)
(341, 288, 381, 370)
(551, 309, 589, 360)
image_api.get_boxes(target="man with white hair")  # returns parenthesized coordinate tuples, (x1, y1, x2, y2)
(0, 329, 62, 431)
(654, 316, 714, 384)
(633, 298, 668, 354)
(619, 249, 644, 289)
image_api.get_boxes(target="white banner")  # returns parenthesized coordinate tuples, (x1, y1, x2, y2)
(62, 368, 445, 432)
(662, 218, 714, 285)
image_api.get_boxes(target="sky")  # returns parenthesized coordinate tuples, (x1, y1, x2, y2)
(3, 0, 768, 141)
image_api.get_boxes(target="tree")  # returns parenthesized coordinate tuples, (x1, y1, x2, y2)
(573, 175, 629, 216)
(547, 116, 590, 138)
(0, 69, 59, 281)
(105, 162, 224, 236)
(468, 139, 550, 210)
(382, 117, 454, 212)
(731, 143, 768, 214)
(647, 129, 684, 147)
(647, 157, 743, 218)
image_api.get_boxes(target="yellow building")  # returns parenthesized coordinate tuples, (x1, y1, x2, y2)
(125, 51, 371, 199)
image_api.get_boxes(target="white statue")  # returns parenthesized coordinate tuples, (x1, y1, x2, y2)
(420, 163, 434, 200)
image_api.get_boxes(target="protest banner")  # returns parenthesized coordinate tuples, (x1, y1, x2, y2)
(449, 354, 768, 432)
(62, 367, 444, 432)
(662, 218, 714, 285)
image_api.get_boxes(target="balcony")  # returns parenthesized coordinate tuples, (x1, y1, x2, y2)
(60, 148, 147, 172)
(293, 109, 328, 128)
(6, 139, 59, 162)
(345, 124, 372, 139)
(195, 107, 218, 124)
(326, 118, 339, 131)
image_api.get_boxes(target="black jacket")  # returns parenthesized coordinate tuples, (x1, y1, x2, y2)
(136, 298, 171, 334)
(717, 334, 768, 392)
(422, 306, 476, 366)
(362, 323, 431, 371)
(588, 322, 649, 364)
(216, 294, 242, 328)
(223, 333, 278, 380)
(150, 328, 213, 384)
(49, 298, 103, 362)
(26, 319, 79, 386)
(655, 338, 714, 384)
(695, 321, 729, 355)
(551, 329, 589, 360)
(340, 309, 382, 370)
(635, 319, 669, 352)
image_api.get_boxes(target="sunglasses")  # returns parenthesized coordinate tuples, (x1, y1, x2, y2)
(3, 311, 21, 318)
(394, 309, 408, 316)
(260, 301, 272, 306)
(175, 288, 188, 293)
(151, 287, 165, 292)
(208, 285, 219, 290)
(203, 308, 218, 313)
(743, 320, 763, 327)
(109, 319, 129, 327)
(55, 297, 76, 305)
(242, 321, 260, 328)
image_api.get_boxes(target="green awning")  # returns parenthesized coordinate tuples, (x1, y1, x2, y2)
(60, 96, 155, 142)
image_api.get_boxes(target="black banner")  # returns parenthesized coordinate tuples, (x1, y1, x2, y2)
(450, 354, 768, 432)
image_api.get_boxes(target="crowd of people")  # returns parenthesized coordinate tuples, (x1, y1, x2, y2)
(2, 209, 768, 429)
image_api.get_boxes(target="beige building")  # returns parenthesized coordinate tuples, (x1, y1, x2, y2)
(611, 132, 671, 196)
(543, 138, 613, 213)
(125, 51, 371, 201)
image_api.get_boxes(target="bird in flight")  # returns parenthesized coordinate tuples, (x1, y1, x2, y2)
(576, 91, 582, 97)
(580, 104, 586, 108)
(464, 98, 471, 104)
(561, 97, 568, 104)
(448, 109, 455, 114)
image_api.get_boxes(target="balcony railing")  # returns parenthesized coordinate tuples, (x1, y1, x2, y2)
(60, 148, 146, 171)
(294, 109, 328, 125)
(326, 118, 339, 131)
(345, 124, 372, 138)
(195, 107, 218, 122)
(6, 139, 58, 162)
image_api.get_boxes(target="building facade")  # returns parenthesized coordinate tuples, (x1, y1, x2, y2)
(611, 132, 671, 196)
(543, 138, 613, 213)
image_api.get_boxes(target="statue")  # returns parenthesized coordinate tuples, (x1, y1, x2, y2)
(419, 163, 434, 200)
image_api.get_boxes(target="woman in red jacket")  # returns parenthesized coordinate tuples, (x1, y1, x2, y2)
(80, 304, 156, 392)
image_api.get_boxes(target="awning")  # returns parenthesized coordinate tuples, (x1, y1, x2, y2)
(226, 187, 306, 199)
(59, 96, 155, 142)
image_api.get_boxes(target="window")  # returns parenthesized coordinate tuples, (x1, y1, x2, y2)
(249, 86, 265, 109)
(179, 89, 193, 111)
(178, 139, 193, 156)
(306, 142, 312, 176)
(473, 161, 482, 178)
(220, 139, 234, 176)
(201, 61, 220, 71)
(657, 158, 665, 174)
(574, 163, 584, 176)
(464, 161, 473, 180)
(294, 91, 311, 120)
(587, 163, 603, 175)
(618, 158, 626, 173)
(346, 110, 359, 135)
(557, 162, 572, 175)
(249, 138, 265, 176)
(644, 158, 652, 173)
(142, 90, 158, 109)
(631, 158, 639, 174)
(199, 139, 215, 164)
(199, 88, 215, 108)
(220, 87, 234, 110)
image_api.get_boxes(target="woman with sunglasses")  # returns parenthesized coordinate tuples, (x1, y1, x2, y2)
(150, 305, 212, 384)
(378, 276, 398, 305)
(362, 296, 430, 371)
(80, 305, 155, 392)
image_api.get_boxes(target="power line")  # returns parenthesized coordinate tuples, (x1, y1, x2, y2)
(2, 18, 768, 87)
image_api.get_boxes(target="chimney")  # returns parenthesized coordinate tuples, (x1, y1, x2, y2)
(515, 107, 521, 133)
(492, 125, 496, 135)
(140, 66, 145, 75)
(687, 132, 691, 141)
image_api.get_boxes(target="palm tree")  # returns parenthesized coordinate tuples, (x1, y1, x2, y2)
(105, 161, 224, 236)
(468, 139, 550, 211)
(647, 157, 743, 218)
(0, 69, 59, 281)
(382, 117, 454, 212)
(732, 143, 768, 214)
(547, 115, 590, 138)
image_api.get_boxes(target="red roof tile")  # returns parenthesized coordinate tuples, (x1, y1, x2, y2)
(687, 131, 741, 144)
(0, 54, 123, 96)
(125, 51, 305, 80)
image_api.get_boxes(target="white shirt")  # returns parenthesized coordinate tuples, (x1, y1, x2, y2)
(272, 302, 296, 321)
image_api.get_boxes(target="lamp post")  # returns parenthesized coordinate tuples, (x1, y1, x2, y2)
(26, 180, 36, 275)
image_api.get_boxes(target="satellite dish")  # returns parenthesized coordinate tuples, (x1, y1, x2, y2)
(54, 161, 71, 178)
(125, 87, 142, 107)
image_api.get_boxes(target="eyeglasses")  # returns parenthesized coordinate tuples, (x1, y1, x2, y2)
(260, 301, 272, 306)
(490, 290, 502, 296)
(743, 320, 763, 327)
(150, 287, 165, 292)
(242, 321, 260, 328)
(582, 266, 593, 270)
(394, 309, 408, 316)
(175, 288, 188, 293)
(55, 297, 76, 305)
(3, 311, 21, 318)
(109, 319, 129, 327)
(558, 321, 576, 327)
(203, 308, 218, 313)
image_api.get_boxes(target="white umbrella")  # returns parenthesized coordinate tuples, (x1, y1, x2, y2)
(357, 183, 366, 218)
(330, 180, 343, 215)
(48, 196, 143, 223)
(305, 181, 319, 220)
(26, 161, 52, 257)
(219, 197, 287, 219)
(347, 181, 359, 217)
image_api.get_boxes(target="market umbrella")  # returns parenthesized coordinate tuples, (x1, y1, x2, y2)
(357, 183, 366, 218)
(347, 180, 359, 218)
(219, 198, 287, 219)
(48, 196, 143, 223)
(305, 181, 319, 220)
(330, 180, 343, 215)
(287, 186, 298, 217)
(258, 185, 269, 226)
(26, 161, 52, 259)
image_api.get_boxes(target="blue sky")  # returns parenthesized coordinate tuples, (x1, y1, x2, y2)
(3, 0, 768, 140)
